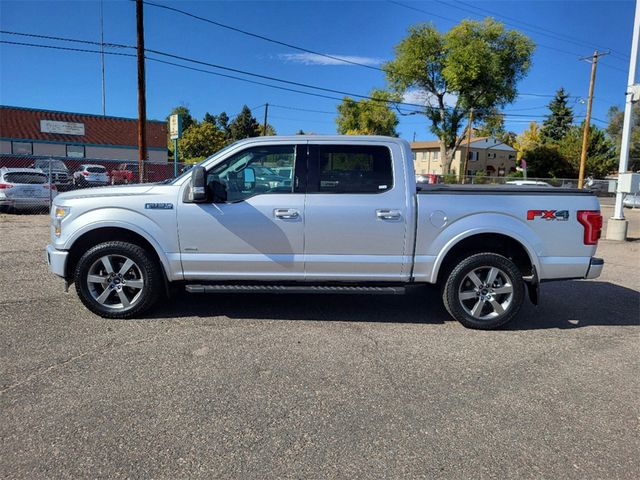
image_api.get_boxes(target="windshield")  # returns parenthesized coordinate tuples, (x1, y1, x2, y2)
(35, 160, 67, 170)
(87, 167, 106, 173)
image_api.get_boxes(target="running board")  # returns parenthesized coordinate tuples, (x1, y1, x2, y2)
(185, 284, 406, 295)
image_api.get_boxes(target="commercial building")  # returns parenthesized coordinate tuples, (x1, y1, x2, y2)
(0, 105, 167, 164)
(411, 137, 517, 177)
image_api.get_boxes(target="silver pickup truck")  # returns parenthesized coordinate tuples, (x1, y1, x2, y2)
(46, 136, 604, 329)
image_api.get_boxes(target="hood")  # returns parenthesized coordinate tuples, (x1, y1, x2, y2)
(54, 184, 156, 202)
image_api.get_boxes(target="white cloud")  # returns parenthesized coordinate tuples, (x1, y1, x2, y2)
(278, 52, 384, 66)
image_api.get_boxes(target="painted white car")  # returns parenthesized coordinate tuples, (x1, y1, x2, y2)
(506, 180, 553, 187)
(0, 167, 57, 212)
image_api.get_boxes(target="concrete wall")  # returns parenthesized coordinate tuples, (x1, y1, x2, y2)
(85, 146, 167, 163)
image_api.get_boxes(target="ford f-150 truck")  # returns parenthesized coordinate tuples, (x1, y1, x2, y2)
(46, 136, 604, 329)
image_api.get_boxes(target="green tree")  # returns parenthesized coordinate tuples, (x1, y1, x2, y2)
(229, 105, 261, 141)
(473, 109, 505, 138)
(607, 104, 640, 171)
(513, 121, 541, 161)
(522, 144, 572, 178)
(540, 87, 574, 142)
(384, 19, 535, 173)
(178, 122, 226, 162)
(258, 123, 277, 136)
(336, 90, 399, 136)
(557, 124, 616, 178)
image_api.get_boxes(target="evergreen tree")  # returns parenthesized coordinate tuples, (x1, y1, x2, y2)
(229, 106, 261, 141)
(541, 88, 574, 142)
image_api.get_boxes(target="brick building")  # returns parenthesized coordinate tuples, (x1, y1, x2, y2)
(0, 105, 167, 164)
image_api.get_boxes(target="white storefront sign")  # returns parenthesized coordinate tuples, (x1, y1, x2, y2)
(40, 119, 85, 136)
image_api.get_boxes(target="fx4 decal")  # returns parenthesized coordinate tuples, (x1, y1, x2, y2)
(527, 210, 569, 221)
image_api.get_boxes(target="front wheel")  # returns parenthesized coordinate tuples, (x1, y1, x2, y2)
(442, 253, 525, 330)
(74, 241, 162, 318)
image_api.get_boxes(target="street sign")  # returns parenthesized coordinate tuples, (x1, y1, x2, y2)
(169, 114, 182, 140)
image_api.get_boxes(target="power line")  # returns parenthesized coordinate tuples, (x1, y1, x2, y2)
(0, 29, 603, 103)
(388, 0, 628, 73)
(139, 0, 383, 72)
(0, 36, 616, 121)
(436, 0, 629, 60)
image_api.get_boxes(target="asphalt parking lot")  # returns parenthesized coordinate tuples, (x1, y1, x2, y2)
(1, 202, 639, 479)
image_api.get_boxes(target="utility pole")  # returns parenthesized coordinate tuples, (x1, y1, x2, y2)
(136, 0, 147, 183)
(263, 103, 269, 136)
(578, 50, 609, 189)
(461, 108, 474, 184)
(100, 0, 106, 116)
(607, 0, 640, 240)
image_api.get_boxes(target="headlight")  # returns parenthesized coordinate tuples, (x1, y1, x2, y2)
(54, 206, 70, 237)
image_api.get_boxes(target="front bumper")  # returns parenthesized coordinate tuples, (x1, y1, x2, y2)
(46, 244, 69, 278)
(585, 257, 604, 279)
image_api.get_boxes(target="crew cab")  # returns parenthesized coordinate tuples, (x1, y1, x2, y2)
(46, 136, 604, 329)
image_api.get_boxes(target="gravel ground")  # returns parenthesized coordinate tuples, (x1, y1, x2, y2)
(1, 205, 638, 479)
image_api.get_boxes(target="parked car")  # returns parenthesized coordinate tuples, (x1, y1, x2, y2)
(416, 173, 439, 184)
(73, 164, 109, 187)
(31, 159, 73, 191)
(505, 180, 553, 187)
(0, 167, 57, 212)
(252, 165, 291, 190)
(47, 136, 603, 330)
(110, 163, 139, 185)
(623, 193, 640, 208)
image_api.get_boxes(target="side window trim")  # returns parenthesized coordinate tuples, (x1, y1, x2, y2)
(306, 144, 394, 194)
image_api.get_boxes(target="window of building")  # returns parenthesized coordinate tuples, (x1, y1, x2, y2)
(468, 151, 479, 161)
(433, 151, 439, 160)
(315, 145, 393, 194)
(11, 141, 32, 155)
(206, 145, 296, 202)
(66, 145, 85, 158)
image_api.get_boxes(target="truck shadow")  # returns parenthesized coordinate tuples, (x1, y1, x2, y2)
(152, 281, 639, 330)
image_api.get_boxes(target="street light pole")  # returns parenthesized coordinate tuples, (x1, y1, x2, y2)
(607, 0, 640, 240)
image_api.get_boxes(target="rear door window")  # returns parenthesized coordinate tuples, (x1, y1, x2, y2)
(308, 145, 393, 194)
(5, 173, 48, 184)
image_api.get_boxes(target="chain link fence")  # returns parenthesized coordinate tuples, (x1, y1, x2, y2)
(0, 154, 189, 214)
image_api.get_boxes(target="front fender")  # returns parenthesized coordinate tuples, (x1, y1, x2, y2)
(58, 207, 182, 281)
(424, 213, 542, 284)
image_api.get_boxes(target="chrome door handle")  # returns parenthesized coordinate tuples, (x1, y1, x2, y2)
(376, 209, 402, 220)
(274, 208, 299, 219)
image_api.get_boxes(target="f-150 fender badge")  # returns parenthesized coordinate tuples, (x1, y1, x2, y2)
(527, 209, 569, 221)
(145, 203, 174, 210)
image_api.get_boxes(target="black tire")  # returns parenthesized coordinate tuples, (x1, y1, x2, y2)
(74, 241, 162, 319)
(442, 252, 525, 330)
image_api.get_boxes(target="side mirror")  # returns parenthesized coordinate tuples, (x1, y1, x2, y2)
(188, 166, 207, 202)
(243, 167, 256, 190)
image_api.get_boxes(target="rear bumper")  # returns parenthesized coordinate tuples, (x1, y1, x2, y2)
(46, 244, 68, 278)
(585, 257, 604, 279)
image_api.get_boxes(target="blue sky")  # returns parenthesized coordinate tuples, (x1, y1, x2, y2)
(0, 0, 636, 141)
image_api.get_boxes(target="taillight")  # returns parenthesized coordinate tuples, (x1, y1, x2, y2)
(0, 183, 13, 189)
(577, 210, 603, 245)
(82, 171, 89, 176)
(43, 184, 57, 190)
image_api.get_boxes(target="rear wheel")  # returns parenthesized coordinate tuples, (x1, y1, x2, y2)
(442, 253, 524, 330)
(74, 241, 162, 318)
